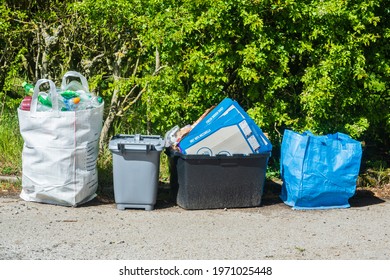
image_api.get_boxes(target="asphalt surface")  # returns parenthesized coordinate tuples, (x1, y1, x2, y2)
(0, 187, 389, 260)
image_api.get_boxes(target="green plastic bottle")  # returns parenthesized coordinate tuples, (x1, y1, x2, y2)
(38, 95, 52, 108)
(61, 90, 79, 99)
(22, 82, 34, 95)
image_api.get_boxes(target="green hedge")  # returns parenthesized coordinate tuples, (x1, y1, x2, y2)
(1, 0, 389, 154)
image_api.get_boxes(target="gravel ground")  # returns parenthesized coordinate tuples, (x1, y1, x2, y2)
(0, 189, 389, 260)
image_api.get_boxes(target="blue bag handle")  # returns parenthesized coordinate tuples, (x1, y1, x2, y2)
(326, 132, 356, 149)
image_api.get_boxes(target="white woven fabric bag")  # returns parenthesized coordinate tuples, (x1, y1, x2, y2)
(17, 75, 103, 206)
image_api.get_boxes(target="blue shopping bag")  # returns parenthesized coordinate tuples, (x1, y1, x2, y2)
(280, 130, 362, 209)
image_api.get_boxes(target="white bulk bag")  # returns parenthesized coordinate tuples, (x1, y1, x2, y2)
(17, 75, 103, 206)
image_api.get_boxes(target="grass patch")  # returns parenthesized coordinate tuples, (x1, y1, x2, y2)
(159, 152, 171, 184)
(0, 179, 22, 195)
(358, 160, 389, 188)
(357, 159, 390, 198)
(0, 113, 23, 176)
(96, 146, 114, 201)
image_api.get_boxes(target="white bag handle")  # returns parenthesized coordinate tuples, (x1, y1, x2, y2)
(30, 79, 60, 117)
(61, 71, 89, 92)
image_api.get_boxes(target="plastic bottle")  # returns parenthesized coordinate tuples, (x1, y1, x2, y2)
(78, 91, 92, 102)
(62, 97, 81, 111)
(91, 96, 103, 107)
(61, 90, 79, 99)
(77, 93, 103, 110)
(22, 82, 34, 95)
(20, 96, 32, 111)
(20, 82, 34, 111)
(38, 94, 52, 108)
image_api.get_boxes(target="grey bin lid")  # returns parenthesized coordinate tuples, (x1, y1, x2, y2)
(109, 134, 165, 153)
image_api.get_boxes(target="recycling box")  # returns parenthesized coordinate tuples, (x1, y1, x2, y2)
(166, 148, 271, 210)
(109, 134, 164, 211)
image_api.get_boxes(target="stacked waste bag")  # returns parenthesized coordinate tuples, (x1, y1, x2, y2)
(17, 71, 104, 206)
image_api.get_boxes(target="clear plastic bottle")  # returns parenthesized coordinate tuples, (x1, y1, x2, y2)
(77, 93, 103, 110)
(62, 97, 81, 111)
(90, 96, 103, 107)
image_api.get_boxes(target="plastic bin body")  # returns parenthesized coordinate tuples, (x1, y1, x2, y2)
(167, 149, 270, 210)
(109, 134, 163, 210)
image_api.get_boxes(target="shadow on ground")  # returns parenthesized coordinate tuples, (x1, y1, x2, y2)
(93, 180, 286, 209)
(262, 179, 387, 208)
(46, 179, 388, 209)
(349, 189, 386, 207)
(261, 179, 284, 206)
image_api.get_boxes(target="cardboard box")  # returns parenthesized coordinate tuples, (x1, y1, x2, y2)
(178, 98, 272, 155)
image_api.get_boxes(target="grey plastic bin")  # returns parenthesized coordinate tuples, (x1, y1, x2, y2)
(109, 134, 164, 210)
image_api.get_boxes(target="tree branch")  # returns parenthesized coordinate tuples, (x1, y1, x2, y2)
(274, 122, 282, 138)
(155, 46, 160, 72)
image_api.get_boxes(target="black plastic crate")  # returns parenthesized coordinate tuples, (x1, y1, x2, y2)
(166, 149, 271, 210)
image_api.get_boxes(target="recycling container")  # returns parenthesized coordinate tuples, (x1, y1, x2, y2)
(109, 134, 164, 210)
(166, 148, 271, 210)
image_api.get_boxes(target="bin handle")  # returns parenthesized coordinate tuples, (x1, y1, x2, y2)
(118, 143, 151, 153)
(220, 162, 238, 167)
